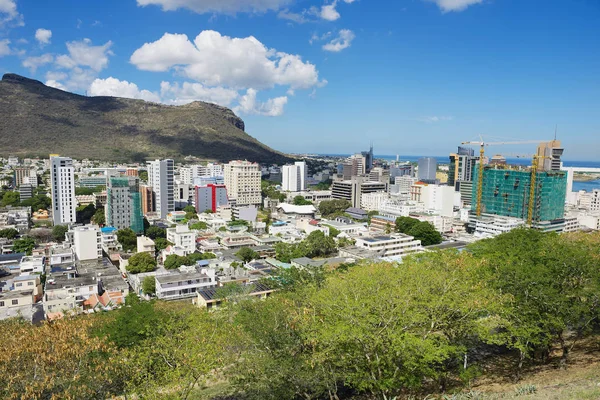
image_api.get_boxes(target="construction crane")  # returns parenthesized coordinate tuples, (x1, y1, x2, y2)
(461, 137, 544, 217)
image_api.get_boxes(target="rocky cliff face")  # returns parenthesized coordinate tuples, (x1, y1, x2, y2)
(0, 74, 289, 163)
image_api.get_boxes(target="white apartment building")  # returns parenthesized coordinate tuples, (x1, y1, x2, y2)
(224, 161, 262, 207)
(147, 159, 175, 219)
(166, 225, 196, 255)
(137, 236, 155, 253)
(590, 189, 600, 212)
(179, 167, 193, 185)
(155, 267, 216, 300)
(66, 225, 103, 261)
(361, 191, 389, 211)
(354, 234, 423, 258)
(282, 161, 307, 192)
(419, 184, 456, 217)
(379, 199, 425, 218)
(50, 156, 76, 225)
(472, 215, 525, 238)
(285, 190, 332, 205)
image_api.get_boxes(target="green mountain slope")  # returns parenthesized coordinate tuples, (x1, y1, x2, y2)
(0, 73, 290, 163)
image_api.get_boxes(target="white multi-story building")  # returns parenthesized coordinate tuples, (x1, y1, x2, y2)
(166, 225, 196, 255)
(224, 161, 262, 207)
(379, 199, 425, 218)
(50, 156, 76, 225)
(285, 190, 332, 205)
(354, 234, 423, 258)
(361, 191, 389, 211)
(419, 184, 456, 217)
(147, 159, 174, 219)
(472, 215, 525, 238)
(282, 161, 307, 192)
(66, 225, 103, 261)
(179, 167, 193, 185)
(590, 189, 600, 213)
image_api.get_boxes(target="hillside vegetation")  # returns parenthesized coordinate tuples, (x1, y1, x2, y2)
(1, 229, 600, 400)
(0, 73, 291, 163)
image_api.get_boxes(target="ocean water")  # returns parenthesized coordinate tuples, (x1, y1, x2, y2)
(573, 180, 600, 192)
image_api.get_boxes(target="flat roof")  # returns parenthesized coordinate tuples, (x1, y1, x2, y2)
(156, 272, 209, 285)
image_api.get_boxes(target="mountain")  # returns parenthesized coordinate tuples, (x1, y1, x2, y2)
(0, 74, 291, 164)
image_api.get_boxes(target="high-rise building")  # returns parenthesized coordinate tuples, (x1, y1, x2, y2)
(223, 161, 261, 206)
(147, 159, 174, 219)
(179, 167, 193, 185)
(13, 167, 37, 188)
(332, 176, 387, 208)
(361, 143, 374, 173)
(472, 165, 567, 224)
(50, 155, 76, 225)
(281, 161, 307, 192)
(369, 167, 390, 186)
(106, 176, 144, 234)
(448, 147, 479, 191)
(139, 185, 155, 215)
(417, 157, 437, 182)
(195, 184, 228, 213)
(536, 140, 564, 171)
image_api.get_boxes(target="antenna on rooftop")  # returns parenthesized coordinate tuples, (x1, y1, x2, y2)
(554, 124, 558, 140)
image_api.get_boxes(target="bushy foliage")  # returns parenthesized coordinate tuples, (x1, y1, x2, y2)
(116, 228, 137, 252)
(1, 230, 599, 400)
(126, 252, 157, 274)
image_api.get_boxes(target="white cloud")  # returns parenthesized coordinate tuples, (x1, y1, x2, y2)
(136, 0, 292, 14)
(418, 116, 454, 123)
(89, 77, 161, 102)
(45, 71, 67, 82)
(160, 81, 239, 106)
(35, 28, 52, 45)
(278, 9, 308, 23)
(427, 0, 482, 13)
(0, 39, 10, 56)
(0, 0, 23, 26)
(130, 30, 324, 90)
(234, 89, 287, 117)
(320, 1, 340, 21)
(45, 80, 66, 90)
(22, 54, 53, 72)
(48, 38, 115, 91)
(322, 29, 355, 52)
(57, 38, 113, 72)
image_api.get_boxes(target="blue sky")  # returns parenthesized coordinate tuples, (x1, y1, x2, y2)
(0, 0, 599, 160)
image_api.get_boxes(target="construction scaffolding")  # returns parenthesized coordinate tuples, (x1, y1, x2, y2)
(472, 165, 567, 223)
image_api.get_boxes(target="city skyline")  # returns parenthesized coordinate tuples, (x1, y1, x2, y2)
(0, 0, 598, 160)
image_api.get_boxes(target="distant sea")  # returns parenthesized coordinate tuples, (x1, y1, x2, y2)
(318, 154, 600, 192)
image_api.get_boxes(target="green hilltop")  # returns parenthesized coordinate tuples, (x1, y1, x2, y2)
(0, 73, 291, 164)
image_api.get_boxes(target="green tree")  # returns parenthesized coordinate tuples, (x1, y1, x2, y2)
(142, 276, 156, 295)
(126, 252, 157, 274)
(190, 221, 208, 230)
(1, 191, 20, 207)
(304, 230, 336, 258)
(318, 199, 351, 217)
(408, 221, 443, 246)
(164, 254, 189, 270)
(292, 195, 313, 206)
(146, 226, 166, 239)
(0, 228, 18, 239)
(116, 228, 137, 252)
(154, 237, 169, 251)
(92, 207, 105, 225)
(52, 224, 69, 242)
(324, 224, 340, 238)
(187, 252, 216, 263)
(138, 170, 148, 182)
(395, 216, 420, 234)
(183, 205, 196, 213)
(236, 247, 259, 263)
(20, 194, 52, 212)
(12, 237, 35, 255)
(76, 203, 96, 224)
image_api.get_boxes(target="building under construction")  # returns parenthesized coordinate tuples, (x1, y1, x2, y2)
(472, 165, 567, 227)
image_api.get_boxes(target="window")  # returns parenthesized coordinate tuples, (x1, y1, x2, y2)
(0, 301, 4, 307)
(12, 299, 18, 305)
(28, 282, 33, 286)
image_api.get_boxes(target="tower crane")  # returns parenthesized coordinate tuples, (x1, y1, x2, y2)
(461, 137, 544, 217)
